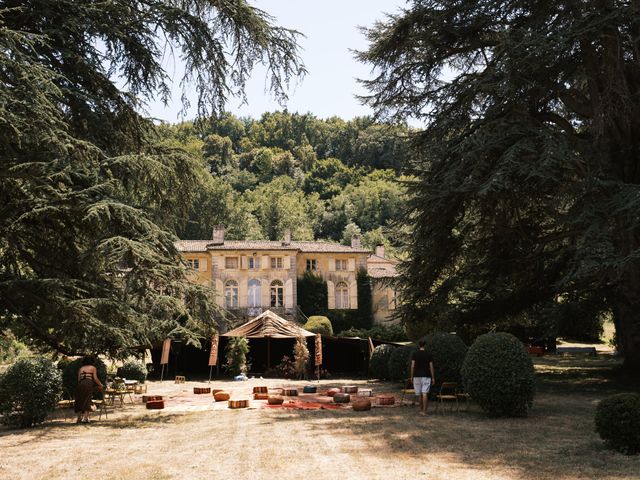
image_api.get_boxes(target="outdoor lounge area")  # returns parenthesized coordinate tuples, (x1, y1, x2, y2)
(2, 353, 639, 480)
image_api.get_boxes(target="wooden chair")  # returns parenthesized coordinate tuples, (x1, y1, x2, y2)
(93, 399, 109, 420)
(113, 378, 134, 404)
(134, 383, 147, 394)
(400, 378, 416, 405)
(56, 399, 74, 421)
(456, 388, 472, 411)
(435, 382, 459, 413)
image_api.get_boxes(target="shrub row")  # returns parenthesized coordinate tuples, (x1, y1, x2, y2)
(368, 332, 536, 418)
(0, 357, 62, 428)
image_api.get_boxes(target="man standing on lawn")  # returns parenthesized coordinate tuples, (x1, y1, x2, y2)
(411, 340, 435, 416)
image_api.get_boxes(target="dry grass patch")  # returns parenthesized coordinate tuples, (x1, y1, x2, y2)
(1, 355, 639, 480)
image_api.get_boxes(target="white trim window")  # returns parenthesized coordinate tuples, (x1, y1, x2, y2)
(335, 259, 348, 271)
(248, 279, 261, 307)
(270, 279, 284, 307)
(187, 259, 200, 270)
(224, 280, 239, 308)
(270, 257, 283, 269)
(225, 257, 239, 269)
(248, 257, 261, 270)
(335, 281, 349, 309)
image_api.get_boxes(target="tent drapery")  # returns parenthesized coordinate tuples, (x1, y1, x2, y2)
(222, 310, 315, 338)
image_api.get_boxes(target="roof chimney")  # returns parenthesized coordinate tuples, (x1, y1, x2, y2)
(212, 225, 225, 245)
(282, 229, 291, 246)
(351, 234, 361, 249)
(375, 244, 385, 258)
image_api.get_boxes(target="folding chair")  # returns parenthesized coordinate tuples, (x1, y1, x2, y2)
(56, 399, 74, 421)
(114, 378, 134, 404)
(400, 378, 416, 405)
(93, 399, 109, 420)
(435, 382, 459, 413)
(456, 388, 471, 411)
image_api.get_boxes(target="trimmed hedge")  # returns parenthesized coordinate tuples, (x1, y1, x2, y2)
(419, 332, 468, 385)
(118, 360, 148, 383)
(62, 357, 108, 399)
(0, 357, 62, 428)
(595, 393, 640, 454)
(339, 324, 408, 342)
(461, 332, 535, 417)
(369, 344, 395, 379)
(304, 316, 333, 336)
(388, 345, 416, 381)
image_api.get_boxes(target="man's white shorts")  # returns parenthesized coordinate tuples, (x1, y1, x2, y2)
(413, 377, 431, 395)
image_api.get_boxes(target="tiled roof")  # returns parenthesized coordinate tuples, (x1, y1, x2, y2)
(366, 254, 398, 278)
(175, 240, 213, 252)
(292, 241, 370, 253)
(206, 240, 299, 251)
(175, 239, 371, 254)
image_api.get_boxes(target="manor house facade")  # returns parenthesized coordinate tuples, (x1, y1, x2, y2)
(176, 226, 397, 325)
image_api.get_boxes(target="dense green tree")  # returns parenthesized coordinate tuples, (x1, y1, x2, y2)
(203, 134, 235, 174)
(359, 0, 640, 368)
(303, 158, 361, 199)
(336, 172, 406, 232)
(341, 223, 362, 246)
(292, 141, 318, 171)
(0, 0, 303, 355)
(206, 113, 247, 152)
(243, 177, 320, 240)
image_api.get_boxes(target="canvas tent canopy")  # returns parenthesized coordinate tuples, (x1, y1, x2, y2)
(222, 310, 315, 338)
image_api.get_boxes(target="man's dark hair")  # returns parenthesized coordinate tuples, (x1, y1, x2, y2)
(418, 340, 426, 348)
(81, 355, 95, 366)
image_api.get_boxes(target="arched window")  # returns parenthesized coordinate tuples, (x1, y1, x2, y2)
(224, 280, 238, 308)
(248, 279, 261, 307)
(270, 279, 284, 307)
(335, 282, 349, 309)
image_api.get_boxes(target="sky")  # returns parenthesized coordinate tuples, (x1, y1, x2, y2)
(145, 0, 408, 123)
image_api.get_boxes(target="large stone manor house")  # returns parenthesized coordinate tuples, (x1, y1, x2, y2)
(176, 226, 398, 325)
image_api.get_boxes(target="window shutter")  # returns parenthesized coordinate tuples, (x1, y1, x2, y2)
(328, 258, 335, 272)
(261, 282, 270, 307)
(238, 280, 248, 308)
(283, 256, 291, 270)
(240, 256, 248, 270)
(387, 288, 396, 310)
(215, 279, 224, 306)
(327, 280, 335, 309)
(348, 258, 355, 272)
(262, 256, 269, 270)
(349, 280, 358, 309)
(199, 258, 208, 272)
(285, 279, 293, 308)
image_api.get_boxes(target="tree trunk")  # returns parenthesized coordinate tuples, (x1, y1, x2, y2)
(612, 293, 640, 372)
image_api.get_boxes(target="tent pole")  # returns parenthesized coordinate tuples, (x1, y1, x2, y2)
(208, 366, 212, 383)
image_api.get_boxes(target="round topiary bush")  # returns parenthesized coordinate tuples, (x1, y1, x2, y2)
(595, 393, 640, 454)
(304, 316, 333, 336)
(0, 357, 62, 428)
(461, 332, 535, 417)
(62, 356, 108, 399)
(118, 360, 148, 383)
(388, 345, 416, 381)
(419, 332, 468, 385)
(369, 344, 395, 379)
